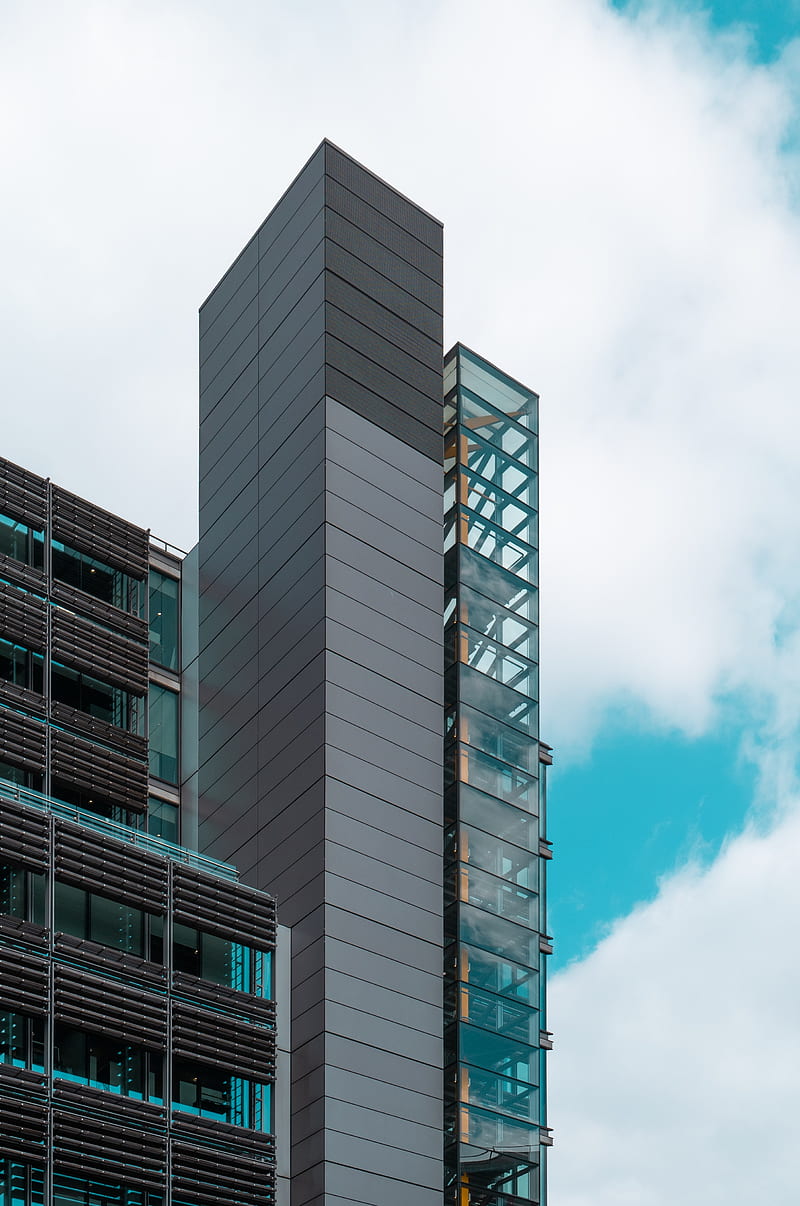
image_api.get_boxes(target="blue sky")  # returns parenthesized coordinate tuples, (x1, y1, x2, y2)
(1, 1, 800, 1202)
(612, 0, 800, 59)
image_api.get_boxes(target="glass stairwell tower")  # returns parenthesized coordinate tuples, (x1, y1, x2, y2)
(443, 345, 552, 1206)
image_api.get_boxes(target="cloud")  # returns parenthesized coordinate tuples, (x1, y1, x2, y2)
(549, 804, 800, 1205)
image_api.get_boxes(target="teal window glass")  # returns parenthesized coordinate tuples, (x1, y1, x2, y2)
(0, 512, 44, 569)
(173, 1058, 271, 1131)
(459, 548, 538, 623)
(0, 1011, 45, 1072)
(55, 881, 163, 961)
(460, 785, 538, 850)
(460, 983, 539, 1045)
(461, 944, 538, 1004)
(460, 902, 539, 969)
(54, 1023, 161, 1102)
(51, 662, 141, 733)
(460, 824, 539, 892)
(455, 583, 539, 662)
(0, 1159, 45, 1206)
(52, 541, 144, 615)
(147, 797, 179, 844)
(53, 1172, 163, 1205)
(458, 862, 538, 929)
(0, 639, 43, 694)
(149, 684, 178, 783)
(463, 1064, 539, 1123)
(459, 348, 538, 431)
(148, 570, 179, 670)
(173, 923, 270, 997)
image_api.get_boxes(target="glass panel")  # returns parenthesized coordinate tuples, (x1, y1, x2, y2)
(461, 386, 538, 461)
(52, 542, 143, 615)
(0, 513, 44, 569)
(459, 863, 538, 929)
(460, 509, 537, 584)
(149, 685, 179, 783)
(0, 639, 39, 691)
(453, 745, 538, 813)
(460, 625, 538, 699)
(461, 825, 539, 892)
(173, 923, 200, 976)
(459, 548, 538, 622)
(0, 1159, 45, 1206)
(459, 348, 538, 431)
(460, 696, 538, 764)
(462, 466, 538, 533)
(461, 984, 539, 1045)
(173, 1058, 269, 1130)
(147, 798, 179, 845)
(148, 571, 179, 670)
(460, 786, 538, 850)
(462, 1064, 539, 1123)
(459, 1103, 541, 1153)
(460, 426, 537, 503)
(460, 904, 539, 969)
(462, 1024, 539, 1084)
(55, 881, 88, 939)
(458, 584, 538, 663)
(90, 894, 144, 956)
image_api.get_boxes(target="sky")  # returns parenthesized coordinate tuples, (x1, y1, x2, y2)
(2, 0, 800, 1202)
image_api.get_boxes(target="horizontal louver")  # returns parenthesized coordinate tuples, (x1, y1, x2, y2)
(172, 864, 277, 951)
(54, 963, 168, 1048)
(55, 818, 167, 911)
(50, 726, 148, 812)
(52, 607, 148, 695)
(51, 486, 149, 579)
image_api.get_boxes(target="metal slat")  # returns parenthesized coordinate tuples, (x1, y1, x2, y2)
(0, 458, 48, 528)
(55, 818, 167, 911)
(0, 946, 48, 1012)
(51, 486, 149, 579)
(0, 706, 47, 770)
(171, 1140, 276, 1206)
(0, 579, 47, 650)
(49, 701, 147, 760)
(54, 964, 168, 1048)
(173, 865, 277, 952)
(51, 607, 148, 696)
(51, 580, 148, 641)
(53, 932, 167, 988)
(172, 1001, 275, 1081)
(50, 727, 148, 812)
(0, 793, 50, 869)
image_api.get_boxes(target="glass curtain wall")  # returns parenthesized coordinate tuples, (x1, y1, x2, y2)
(444, 346, 548, 1206)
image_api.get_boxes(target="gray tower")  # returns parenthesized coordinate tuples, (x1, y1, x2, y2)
(197, 142, 444, 1206)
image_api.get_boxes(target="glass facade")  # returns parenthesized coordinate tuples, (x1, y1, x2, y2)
(148, 684, 179, 783)
(148, 570, 179, 671)
(444, 346, 549, 1206)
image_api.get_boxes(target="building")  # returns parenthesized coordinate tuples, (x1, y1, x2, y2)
(0, 467, 278, 1205)
(0, 141, 549, 1206)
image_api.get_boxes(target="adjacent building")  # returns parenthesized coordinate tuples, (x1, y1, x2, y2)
(0, 141, 550, 1206)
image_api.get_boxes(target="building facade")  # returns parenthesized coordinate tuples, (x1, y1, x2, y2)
(0, 141, 550, 1206)
(0, 460, 278, 1205)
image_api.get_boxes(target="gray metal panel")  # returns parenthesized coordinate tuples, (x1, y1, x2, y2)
(198, 143, 443, 1206)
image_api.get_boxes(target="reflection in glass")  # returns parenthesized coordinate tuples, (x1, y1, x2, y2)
(149, 684, 179, 783)
(149, 570, 179, 670)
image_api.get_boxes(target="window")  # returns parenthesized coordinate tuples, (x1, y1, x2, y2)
(147, 797, 178, 845)
(0, 638, 43, 694)
(51, 662, 142, 733)
(52, 541, 144, 616)
(54, 881, 163, 962)
(0, 1011, 45, 1072)
(148, 685, 178, 783)
(51, 779, 141, 829)
(148, 570, 179, 671)
(173, 923, 271, 997)
(173, 1058, 271, 1131)
(0, 511, 44, 569)
(0, 760, 43, 793)
(53, 1172, 162, 1206)
(0, 862, 45, 925)
(0, 1159, 45, 1206)
(54, 1024, 162, 1103)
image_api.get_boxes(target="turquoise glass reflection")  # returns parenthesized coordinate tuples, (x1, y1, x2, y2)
(444, 346, 546, 1206)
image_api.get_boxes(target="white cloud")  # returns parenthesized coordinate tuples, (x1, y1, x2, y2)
(549, 805, 800, 1205)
